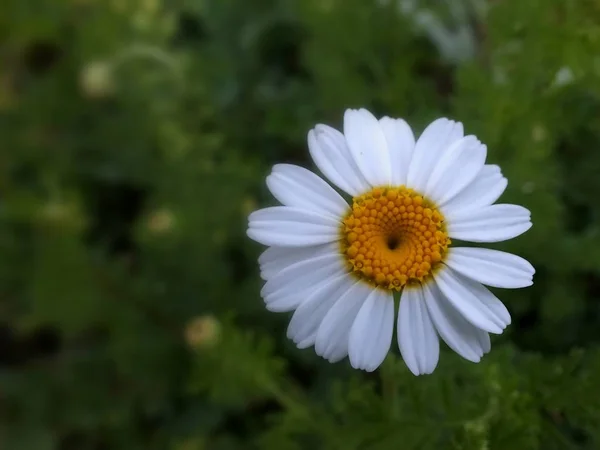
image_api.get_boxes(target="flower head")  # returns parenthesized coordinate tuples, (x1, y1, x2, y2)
(247, 108, 534, 375)
(184, 315, 221, 350)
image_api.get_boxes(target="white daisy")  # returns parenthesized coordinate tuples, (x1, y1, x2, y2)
(247, 108, 534, 375)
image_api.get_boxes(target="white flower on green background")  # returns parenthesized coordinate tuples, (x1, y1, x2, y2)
(247, 108, 534, 375)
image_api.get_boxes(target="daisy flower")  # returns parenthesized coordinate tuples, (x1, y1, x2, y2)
(247, 108, 534, 375)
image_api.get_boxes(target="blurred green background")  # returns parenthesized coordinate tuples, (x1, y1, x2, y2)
(2, 0, 600, 448)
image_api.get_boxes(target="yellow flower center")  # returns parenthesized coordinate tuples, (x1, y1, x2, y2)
(341, 187, 450, 291)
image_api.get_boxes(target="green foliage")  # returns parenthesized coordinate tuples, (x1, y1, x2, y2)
(1, 0, 600, 448)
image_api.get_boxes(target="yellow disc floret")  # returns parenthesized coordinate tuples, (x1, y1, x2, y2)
(341, 187, 450, 291)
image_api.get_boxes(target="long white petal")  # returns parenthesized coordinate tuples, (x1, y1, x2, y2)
(397, 287, 440, 375)
(434, 267, 511, 334)
(261, 247, 345, 312)
(315, 281, 371, 363)
(425, 136, 487, 205)
(477, 331, 491, 355)
(308, 125, 370, 197)
(344, 108, 392, 186)
(446, 204, 532, 243)
(407, 118, 463, 192)
(287, 273, 352, 348)
(423, 281, 491, 362)
(379, 117, 415, 185)
(259, 244, 334, 281)
(348, 289, 395, 372)
(247, 206, 340, 247)
(441, 165, 507, 215)
(266, 164, 348, 219)
(446, 247, 535, 289)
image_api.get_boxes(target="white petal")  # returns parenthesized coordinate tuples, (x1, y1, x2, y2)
(477, 331, 491, 355)
(423, 281, 490, 362)
(261, 246, 344, 312)
(343, 108, 392, 186)
(445, 204, 532, 243)
(407, 118, 463, 192)
(397, 287, 440, 376)
(247, 206, 340, 247)
(264, 293, 306, 313)
(296, 338, 316, 349)
(442, 165, 507, 215)
(425, 136, 487, 205)
(379, 117, 415, 185)
(258, 244, 334, 281)
(308, 125, 370, 197)
(483, 164, 501, 175)
(434, 267, 511, 334)
(446, 247, 535, 289)
(315, 281, 371, 363)
(266, 164, 348, 219)
(286, 273, 352, 348)
(348, 289, 394, 372)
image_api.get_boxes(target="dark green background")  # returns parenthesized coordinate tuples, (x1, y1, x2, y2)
(1, 0, 600, 448)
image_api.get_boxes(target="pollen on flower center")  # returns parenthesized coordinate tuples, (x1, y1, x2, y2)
(341, 187, 450, 291)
